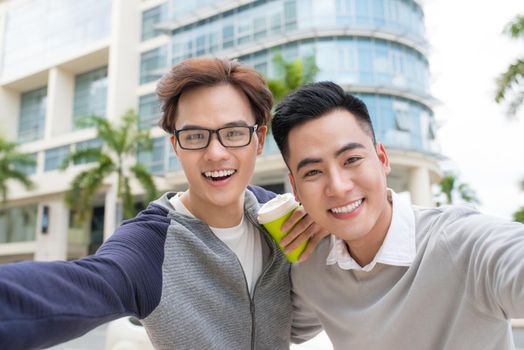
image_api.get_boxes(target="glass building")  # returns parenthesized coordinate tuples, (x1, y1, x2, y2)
(0, 0, 441, 263)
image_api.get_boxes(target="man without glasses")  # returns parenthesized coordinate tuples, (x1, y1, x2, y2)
(274, 81, 524, 349)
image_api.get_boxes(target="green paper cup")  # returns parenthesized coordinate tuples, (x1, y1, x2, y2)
(257, 193, 309, 262)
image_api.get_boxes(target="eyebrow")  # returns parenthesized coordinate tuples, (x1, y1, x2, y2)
(178, 120, 250, 130)
(295, 142, 366, 173)
(334, 142, 366, 157)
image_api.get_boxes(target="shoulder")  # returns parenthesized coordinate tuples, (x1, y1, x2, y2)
(414, 204, 524, 251)
(247, 184, 277, 204)
(97, 200, 172, 258)
(291, 236, 331, 286)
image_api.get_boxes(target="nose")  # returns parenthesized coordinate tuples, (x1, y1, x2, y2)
(324, 168, 354, 198)
(203, 133, 230, 161)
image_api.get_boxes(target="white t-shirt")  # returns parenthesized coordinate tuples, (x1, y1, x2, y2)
(169, 192, 263, 295)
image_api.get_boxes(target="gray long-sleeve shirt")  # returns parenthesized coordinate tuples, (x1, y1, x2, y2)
(291, 203, 524, 350)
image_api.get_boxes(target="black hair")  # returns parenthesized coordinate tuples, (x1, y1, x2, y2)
(272, 81, 376, 159)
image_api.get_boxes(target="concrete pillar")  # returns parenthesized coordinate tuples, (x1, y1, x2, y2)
(0, 1, 7, 81)
(34, 199, 70, 261)
(104, 173, 119, 240)
(0, 87, 20, 141)
(408, 166, 432, 206)
(46, 67, 74, 137)
(105, 0, 140, 122)
(102, 0, 140, 239)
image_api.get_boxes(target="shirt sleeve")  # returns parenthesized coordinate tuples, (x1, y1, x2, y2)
(290, 265, 324, 343)
(443, 207, 524, 320)
(247, 184, 277, 204)
(0, 208, 168, 350)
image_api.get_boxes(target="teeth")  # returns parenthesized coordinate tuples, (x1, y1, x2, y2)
(331, 199, 363, 214)
(204, 169, 236, 178)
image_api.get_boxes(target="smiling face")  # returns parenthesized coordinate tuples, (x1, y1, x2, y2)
(286, 109, 392, 246)
(170, 84, 266, 223)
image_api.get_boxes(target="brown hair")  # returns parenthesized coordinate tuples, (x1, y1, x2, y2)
(156, 57, 273, 132)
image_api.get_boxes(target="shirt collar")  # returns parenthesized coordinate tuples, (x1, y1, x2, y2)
(326, 189, 416, 271)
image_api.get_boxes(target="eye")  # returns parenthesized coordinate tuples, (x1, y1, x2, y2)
(303, 169, 321, 178)
(344, 156, 362, 165)
(224, 127, 247, 140)
(184, 131, 206, 141)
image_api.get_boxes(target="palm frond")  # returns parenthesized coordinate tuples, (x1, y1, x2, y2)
(78, 115, 121, 153)
(130, 163, 158, 204)
(513, 206, 524, 223)
(507, 89, 524, 117)
(122, 176, 135, 219)
(495, 59, 524, 103)
(66, 159, 115, 224)
(457, 183, 480, 205)
(0, 136, 35, 203)
(504, 15, 524, 39)
(302, 54, 320, 84)
(60, 147, 105, 170)
(2, 169, 34, 190)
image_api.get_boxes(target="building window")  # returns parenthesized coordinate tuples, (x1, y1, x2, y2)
(237, 21, 251, 45)
(284, 0, 297, 30)
(222, 24, 234, 49)
(337, 0, 355, 16)
(137, 137, 165, 174)
(137, 137, 181, 174)
(138, 94, 161, 129)
(253, 16, 267, 40)
(18, 87, 47, 143)
(270, 13, 282, 34)
(142, 4, 167, 41)
(73, 66, 108, 129)
(208, 32, 219, 53)
(0, 204, 37, 243)
(13, 153, 37, 176)
(74, 138, 102, 165)
(44, 145, 70, 171)
(196, 34, 206, 56)
(140, 46, 167, 84)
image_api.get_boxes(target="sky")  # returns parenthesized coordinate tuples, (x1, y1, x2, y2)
(425, 0, 524, 220)
(293, 0, 524, 348)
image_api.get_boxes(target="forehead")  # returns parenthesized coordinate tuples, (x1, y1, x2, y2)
(175, 84, 255, 128)
(287, 110, 374, 164)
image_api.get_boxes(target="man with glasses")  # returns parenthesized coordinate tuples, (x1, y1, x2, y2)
(0, 57, 325, 349)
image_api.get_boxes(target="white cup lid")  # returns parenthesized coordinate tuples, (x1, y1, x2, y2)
(257, 193, 298, 224)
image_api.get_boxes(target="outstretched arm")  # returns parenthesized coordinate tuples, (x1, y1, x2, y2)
(0, 204, 169, 349)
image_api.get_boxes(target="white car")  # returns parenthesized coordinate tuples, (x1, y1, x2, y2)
(105, 316, 154, 350)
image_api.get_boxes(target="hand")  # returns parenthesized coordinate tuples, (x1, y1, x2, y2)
(279, 206, 329, 262)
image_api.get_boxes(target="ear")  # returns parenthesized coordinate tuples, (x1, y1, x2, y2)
(255, 125, 267, 155)
(170, 135, 180, 157)
(375, 143, 391, 176)
(288, 172, 301, 203)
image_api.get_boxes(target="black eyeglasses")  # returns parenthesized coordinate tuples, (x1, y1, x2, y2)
(173, 125, 258, 150)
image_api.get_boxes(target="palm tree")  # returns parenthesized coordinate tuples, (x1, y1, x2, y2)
(0, 135, 35, 205)
(512, 177, 524, 223)
(60, 110, 158, 224)
(436, 174, 479, 206)
(513, 206, 524, 223)
(267, 54, 319, 104)
(495, 15, 524, 118)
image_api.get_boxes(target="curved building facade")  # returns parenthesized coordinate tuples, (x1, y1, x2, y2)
(0, 0, 441, 262)
(144, 0, 441, 203)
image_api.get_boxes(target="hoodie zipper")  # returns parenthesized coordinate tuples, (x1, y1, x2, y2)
(245, 212, 278, 350)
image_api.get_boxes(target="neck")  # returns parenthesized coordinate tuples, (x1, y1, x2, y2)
(180, 190, 244, 228)
(345, 200, 393, 267)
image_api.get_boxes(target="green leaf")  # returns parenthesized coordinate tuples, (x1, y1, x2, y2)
(130, 163, 158, 204)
